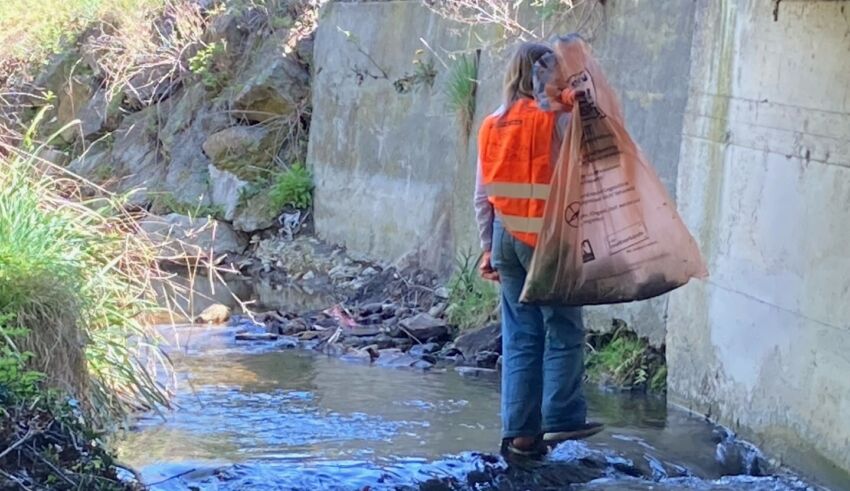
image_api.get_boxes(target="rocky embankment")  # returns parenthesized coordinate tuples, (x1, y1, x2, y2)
(207, 235, 504, 375)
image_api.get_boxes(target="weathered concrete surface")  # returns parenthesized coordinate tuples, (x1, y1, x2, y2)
(310, 0, 696, 343)
(668, 0, 850, 482)
(309, 1, 469, 273)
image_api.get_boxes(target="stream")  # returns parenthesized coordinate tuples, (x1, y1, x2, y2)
(115, 324, 818, 491)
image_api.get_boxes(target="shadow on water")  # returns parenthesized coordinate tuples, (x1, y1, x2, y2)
(116, 325, 822, 490)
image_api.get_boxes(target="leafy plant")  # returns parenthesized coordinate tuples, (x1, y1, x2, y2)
(269, 163, 314, 210)
(585, 322, 666, 392)
(446, 250, 500, 330)
(445, 54, 478, 138)
(0, 315, 43, 399)
(394, 49, 438, 94)
(188, 40, 227, 89)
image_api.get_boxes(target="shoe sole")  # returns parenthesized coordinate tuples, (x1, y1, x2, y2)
(543, 425, 605, 444)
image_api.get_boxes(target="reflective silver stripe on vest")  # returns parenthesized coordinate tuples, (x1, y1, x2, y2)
(497, 212, 544, 234)
(484, 182, 551, 200)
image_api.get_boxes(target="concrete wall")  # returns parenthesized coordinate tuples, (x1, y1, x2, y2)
(310, 0, 697, 343)
(308, 1, 470, 273)
(668, 0, 850, 483)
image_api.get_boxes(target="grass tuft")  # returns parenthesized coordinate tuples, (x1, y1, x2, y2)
(586, 321, 667, 392)
(446, 250, 500, 331)
(0, 140, 175, 425)
(444, 54, 478, 138)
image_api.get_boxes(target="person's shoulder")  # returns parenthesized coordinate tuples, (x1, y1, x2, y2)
(480, 105, 506, 127)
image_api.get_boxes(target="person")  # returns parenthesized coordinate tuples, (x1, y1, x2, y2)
(473, 41, 603, 458)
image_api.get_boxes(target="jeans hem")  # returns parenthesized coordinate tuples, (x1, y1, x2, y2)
(501, 430, 540, 439)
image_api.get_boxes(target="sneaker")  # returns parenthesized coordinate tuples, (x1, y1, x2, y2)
(543, 422, 605, 444)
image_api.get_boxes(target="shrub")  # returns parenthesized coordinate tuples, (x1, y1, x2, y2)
(269, 163, 314, 210)
(0, 144, 173, 425)
(446, 250, 500, 330)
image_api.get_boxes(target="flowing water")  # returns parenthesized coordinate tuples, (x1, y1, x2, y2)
(116, 325, 820, 490)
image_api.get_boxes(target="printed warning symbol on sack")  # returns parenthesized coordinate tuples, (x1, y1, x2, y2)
(607, 222, 650, 255)
(566, 70, 620, 165)
(581, 239, 596, 263)
(565, 201, 581, 228)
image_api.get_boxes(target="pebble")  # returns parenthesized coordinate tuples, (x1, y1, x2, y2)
(302, 271, 316, 280)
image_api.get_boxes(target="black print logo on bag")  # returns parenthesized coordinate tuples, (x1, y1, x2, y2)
(565, 201, 581, 228)
(567, 70, 619, 165)
(581, 239, 596, 263)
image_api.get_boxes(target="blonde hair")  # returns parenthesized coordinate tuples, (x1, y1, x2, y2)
(502, 42, 552, 109)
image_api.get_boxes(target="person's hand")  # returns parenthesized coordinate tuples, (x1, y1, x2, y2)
(560, 88, 579, 111)
(479, 251, 500, 282)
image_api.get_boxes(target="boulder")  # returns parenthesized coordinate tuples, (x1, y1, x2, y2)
(67, 143, 111, 179)
(140, 213, 246, 258)
(56, 76, 94, 142)
(208, 164, 248, 221)
(227, 35, 310, 123)
(203, 125, 279, 180)
(36, 148, 70, 166)
(232, 192, 279, 232)
(110, 105, 168, 202)
(195, 303, 231, 324)
(408, 342, 440, 357)
(399, 313, 448, 341)
(453, 323, 501, 360)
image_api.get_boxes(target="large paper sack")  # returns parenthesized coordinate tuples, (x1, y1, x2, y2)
(521, 36, 707, 305)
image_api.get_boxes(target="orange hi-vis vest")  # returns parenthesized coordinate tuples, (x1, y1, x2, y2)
(479, 98, 556, 247)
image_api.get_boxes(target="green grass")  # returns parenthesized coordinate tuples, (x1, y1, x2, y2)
(269, 163, 314, 211)
(445, 54, 478, 138)
(586, 323, 667, 392)
(152, 191, 224, 219)
(446, 250, 500, 331)
(0, 143, 172, 425)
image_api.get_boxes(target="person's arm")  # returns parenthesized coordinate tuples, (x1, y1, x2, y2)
(474, 159, 493, 252)
(474, 117, 499, 282)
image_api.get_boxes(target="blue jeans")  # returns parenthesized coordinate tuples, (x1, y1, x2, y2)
(491, 219, 587, 439)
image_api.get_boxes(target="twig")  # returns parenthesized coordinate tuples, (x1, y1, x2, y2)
(0, 468, 33, 491)
(0, 429, 33, 460)
(28, 446, 77, 487)
(145, 468, 197, 486)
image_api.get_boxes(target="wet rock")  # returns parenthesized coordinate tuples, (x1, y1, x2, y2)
(196, 304, 231, 324)
(474, 350, 500, 369)
(454, 323, 502, 360)
(374, 349, 422, 369)
(400, 313, 448, 341)
(408, 342, 440, 357)
(235, 332, 278, 341)
(140, 213, 246, 258)
(340, 349, 372, 364)
(455, 367, 499, 378)
(714, 430, 769, 477)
